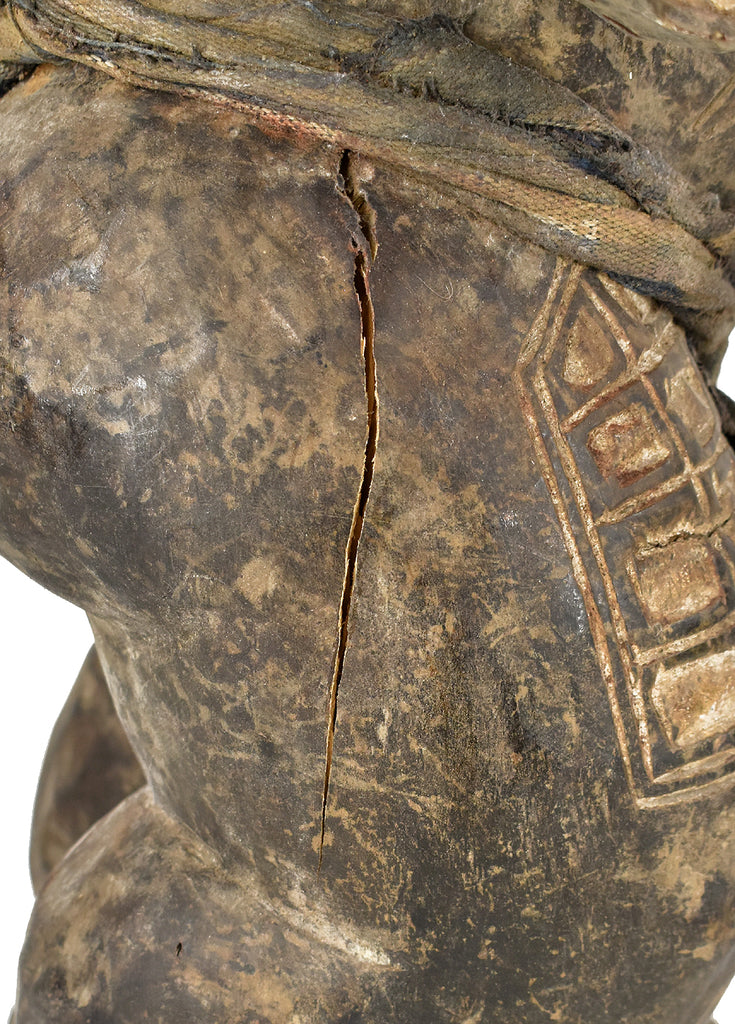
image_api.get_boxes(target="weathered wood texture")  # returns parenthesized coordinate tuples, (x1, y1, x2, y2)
(1, 2, 735, 1021)
(29, 645, 145, 892)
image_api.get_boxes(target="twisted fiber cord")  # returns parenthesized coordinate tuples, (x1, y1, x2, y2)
(1, 0, 734, 370)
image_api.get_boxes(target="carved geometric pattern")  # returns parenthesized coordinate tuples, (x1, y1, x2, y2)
(515, 261, 735, 808)
(587, 404, 670, 487)
(563, 306, 615, 390)
(633, 538, 722, 626)
(652, 650, 735, 752)
(666, 365, 717, 447)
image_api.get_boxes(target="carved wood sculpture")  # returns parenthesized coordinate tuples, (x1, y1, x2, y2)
(1, 1, 735, 1021)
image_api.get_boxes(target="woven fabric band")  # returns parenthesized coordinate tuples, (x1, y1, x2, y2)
(1, 0, 734, 370)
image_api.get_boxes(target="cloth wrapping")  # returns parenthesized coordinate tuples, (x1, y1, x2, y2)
(1, 0, 734, 373)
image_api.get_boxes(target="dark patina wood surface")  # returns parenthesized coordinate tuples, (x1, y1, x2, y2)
(1, 2, 735, 1021)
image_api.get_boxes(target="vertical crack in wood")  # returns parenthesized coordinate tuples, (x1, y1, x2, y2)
(318, 151, 379, 871)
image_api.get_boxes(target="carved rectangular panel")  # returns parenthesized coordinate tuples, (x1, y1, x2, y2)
(515, 261, 735, 807)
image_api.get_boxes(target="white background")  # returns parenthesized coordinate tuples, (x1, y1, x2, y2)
(1, 339, 735, 1022)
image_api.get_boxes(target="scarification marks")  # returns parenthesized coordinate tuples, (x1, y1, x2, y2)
(516, 261, 735, 806)
(318, 152, 379, 870)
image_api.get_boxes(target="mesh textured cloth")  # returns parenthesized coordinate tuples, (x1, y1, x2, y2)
(1, 0, 734, 372)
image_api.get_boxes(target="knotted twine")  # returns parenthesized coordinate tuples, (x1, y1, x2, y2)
(1, 0, 734, 374)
